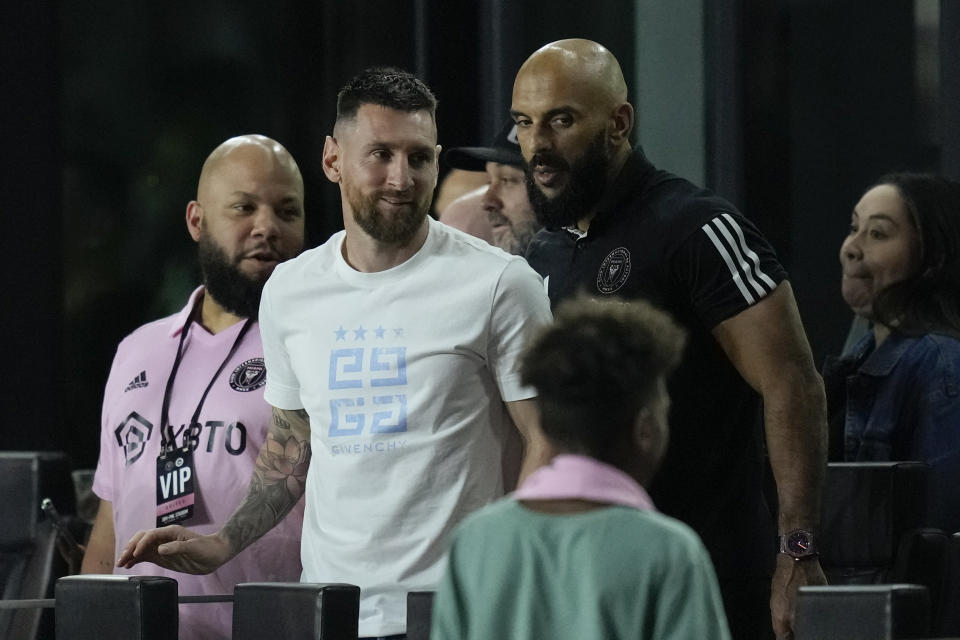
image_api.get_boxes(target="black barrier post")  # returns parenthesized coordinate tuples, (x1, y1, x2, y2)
(233, 582, 360, 640)
(795, 584, 930, 640)
(406, 591, 434, 640)
(55, 575, 178, 640)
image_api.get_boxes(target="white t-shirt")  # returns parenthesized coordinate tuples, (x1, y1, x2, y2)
(94, 287, 304, 640)
(260, 218, 552, 636)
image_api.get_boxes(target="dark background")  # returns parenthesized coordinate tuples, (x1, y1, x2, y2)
(3, 0, 957, 469)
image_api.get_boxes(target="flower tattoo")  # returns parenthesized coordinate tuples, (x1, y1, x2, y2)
(256, 432, 309, 496)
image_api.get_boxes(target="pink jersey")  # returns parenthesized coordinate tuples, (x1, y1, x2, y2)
(93, 287, 303, 640)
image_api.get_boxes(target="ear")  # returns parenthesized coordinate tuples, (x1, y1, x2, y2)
(322, 136, 342, 183)
(609, 102, 635, 145)
(185, 201, 203, 242)
(632, 407, 657, 454)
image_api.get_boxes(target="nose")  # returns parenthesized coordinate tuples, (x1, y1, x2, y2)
(528, 121, 554, 155)
(481, 183, 501, 212)
(840, 233, 862, 264)
(516, 123, 552, 161)
(251, 205, 281, 240)
(386, 156, 414, 191)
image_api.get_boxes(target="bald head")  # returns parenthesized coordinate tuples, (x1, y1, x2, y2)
(515, 39, 628, 114)
(197, 134, 303, 203)
(438, 186, 494, 244)
(434, 169, 490, 216)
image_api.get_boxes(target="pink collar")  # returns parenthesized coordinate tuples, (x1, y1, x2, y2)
(514, 454, 655, 511)
(168, 286, 205, 338)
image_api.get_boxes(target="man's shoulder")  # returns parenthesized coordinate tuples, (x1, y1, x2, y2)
(624, 174, 740, 236)
(431, 219, 526, 268)
(430, 221, 546, 296)
(116, 311, 180, 355)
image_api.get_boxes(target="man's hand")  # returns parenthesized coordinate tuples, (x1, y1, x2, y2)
(116, 525, 234, 575)
(770, 555, 827, 639)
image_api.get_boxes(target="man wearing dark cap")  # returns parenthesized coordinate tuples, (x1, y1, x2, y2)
(446, 123, 541, 255)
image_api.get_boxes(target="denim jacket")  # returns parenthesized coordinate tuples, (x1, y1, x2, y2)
(823, 331, 960, 533)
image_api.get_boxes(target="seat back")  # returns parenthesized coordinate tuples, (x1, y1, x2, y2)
(892, 528, 950, 631)
(233, 582, 360, 640)
(0, 452, 75, 640)
(936, 532, 960, 636)
(821, 462, 929, 583)
(55, 575, 178, 640)
(0, 451, 75, 546)
(795, 584, 930, 640)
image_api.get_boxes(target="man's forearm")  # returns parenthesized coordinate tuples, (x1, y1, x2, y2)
(221, 408, 311, 554)
(80, 499, 115, 574)
(505, 398, 554, 486)
(763, 370, 827, 531)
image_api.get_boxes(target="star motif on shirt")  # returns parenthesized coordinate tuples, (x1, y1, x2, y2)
(394, 328, 404, 338)
(353, 326, 367, 340)
(375, 325, 386, 339)
(334, 326, 347, 341)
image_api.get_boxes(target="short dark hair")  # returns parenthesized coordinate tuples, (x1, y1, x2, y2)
(871, 173, 960, 336)
(520, 296, 687, 462)
(336, 67, 437, 123)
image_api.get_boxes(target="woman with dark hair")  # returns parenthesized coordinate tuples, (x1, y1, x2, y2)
(824, 173, 960, 532)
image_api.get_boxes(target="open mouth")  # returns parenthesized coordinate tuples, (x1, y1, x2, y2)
(532, 165, 564, 188)
(242, 250, 281, 265)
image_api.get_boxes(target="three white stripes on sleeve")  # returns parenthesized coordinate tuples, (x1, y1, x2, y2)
(701, 213, 777, 305)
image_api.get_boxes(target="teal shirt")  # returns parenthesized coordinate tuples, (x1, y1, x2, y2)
(431, 499, 731, 640)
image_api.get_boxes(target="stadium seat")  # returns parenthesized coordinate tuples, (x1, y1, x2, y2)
(233, 582, 360, 640)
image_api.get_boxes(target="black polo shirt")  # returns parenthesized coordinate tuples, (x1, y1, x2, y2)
(525, 148, 786, 581)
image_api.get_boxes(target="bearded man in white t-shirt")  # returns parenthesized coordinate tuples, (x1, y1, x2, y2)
(81, 134, 307, 640)
(119, 67, 553, 639)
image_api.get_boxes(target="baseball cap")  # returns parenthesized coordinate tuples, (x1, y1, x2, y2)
(445, 121, 523, 171)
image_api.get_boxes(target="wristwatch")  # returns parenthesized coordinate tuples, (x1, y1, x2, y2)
(778, 529, 818, 560)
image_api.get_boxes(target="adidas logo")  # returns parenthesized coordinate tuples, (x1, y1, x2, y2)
(124, 371, 148, 392)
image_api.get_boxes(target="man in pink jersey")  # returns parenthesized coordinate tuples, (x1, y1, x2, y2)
(81, 134, 307, 640)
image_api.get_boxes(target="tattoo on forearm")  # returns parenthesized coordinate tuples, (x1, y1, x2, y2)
(222, 409, 311, 553)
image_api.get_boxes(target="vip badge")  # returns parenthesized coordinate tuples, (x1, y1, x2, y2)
(597, 247, 632, 294)
(155, 449, 196, 527)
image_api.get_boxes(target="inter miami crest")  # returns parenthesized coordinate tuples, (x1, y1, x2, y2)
(597, 247, 632, 294)
(230, 358, 267, 392)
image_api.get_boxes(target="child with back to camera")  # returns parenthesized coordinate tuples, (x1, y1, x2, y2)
(431, 296, 732, 640)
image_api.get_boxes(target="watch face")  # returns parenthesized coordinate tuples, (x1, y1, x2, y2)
(786, 530, 814, 556)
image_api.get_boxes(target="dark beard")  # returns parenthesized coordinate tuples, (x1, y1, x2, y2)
(524, 132, 610, 229)
(197, 233, 266, 319)
(347, 182, 429, 245)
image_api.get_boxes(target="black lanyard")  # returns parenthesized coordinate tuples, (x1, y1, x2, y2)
(159, 315, 254, 454)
